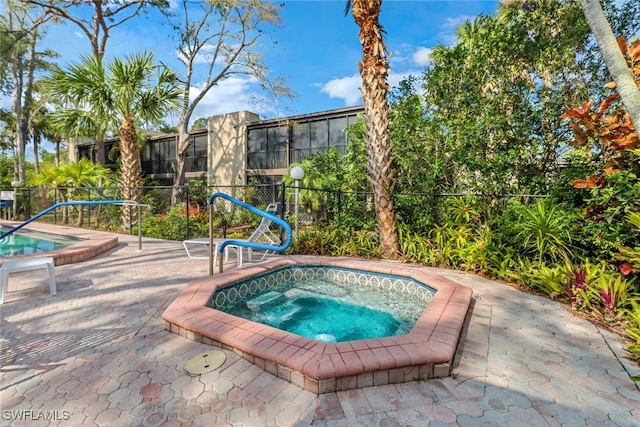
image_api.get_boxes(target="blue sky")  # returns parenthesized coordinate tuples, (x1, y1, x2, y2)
(7, 0, 500, 124)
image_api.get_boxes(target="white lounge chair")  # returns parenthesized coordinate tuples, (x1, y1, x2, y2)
(183, 203, 280, 267)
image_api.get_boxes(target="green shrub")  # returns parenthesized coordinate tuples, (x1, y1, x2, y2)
(289, 227, 381, 258)
(516, 200, 574, 264)
(523, 262, 568, 299)
(625, 303, 640, 361)
(574, 171, 640, 261)
(135, 205, 209, 241)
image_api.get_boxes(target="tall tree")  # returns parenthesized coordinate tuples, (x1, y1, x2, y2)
(42, 52, 181, 231)
(166, 0, 293, 204)
(20, 0, 169, 59)
(579, 0, 640, 131)
(21, 0, 170, 164)
(347, 0, 399, 259)
(418, 0, 627, 196)
(1, 1, 53, 186)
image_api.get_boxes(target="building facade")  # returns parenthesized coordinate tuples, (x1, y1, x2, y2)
(74, 106, 364, 186)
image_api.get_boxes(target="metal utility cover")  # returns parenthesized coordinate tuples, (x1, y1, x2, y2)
(185, 350, 226, 375)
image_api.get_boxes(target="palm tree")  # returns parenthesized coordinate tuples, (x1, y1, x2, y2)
(42, 52, 181, 231)
(36, 158, 112, 226)
(579, 0, 640, 130)
(346, 0, 399, 259)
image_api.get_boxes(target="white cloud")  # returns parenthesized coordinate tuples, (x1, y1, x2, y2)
(388, 71, 415, 89)
(318, 74, 362, 106)
(317, 69, 420, 106)
(412, 47, 432, 66)
(438, 15, 474, 46)
(185, 75, 271, 124)
(184, 43, 229, 65)
(74, 31, 84, 39)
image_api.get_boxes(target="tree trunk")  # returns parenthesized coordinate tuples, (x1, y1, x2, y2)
(171, 128, 190, 205)
(10, 41, 26, 185)
(54, 140, 61, 166)
(119, 116, 142, 231)
(94, 136, 106, 165)
(580, 0, 640, 131)
(33, 131, 40, 175)
(351, 0, 399, 259)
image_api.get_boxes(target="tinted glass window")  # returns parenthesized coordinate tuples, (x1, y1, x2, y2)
(309, 120, 327, 149)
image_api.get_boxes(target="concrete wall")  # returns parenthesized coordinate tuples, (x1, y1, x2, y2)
(207, 111, 259, 186)
(67, 138, 79, 163)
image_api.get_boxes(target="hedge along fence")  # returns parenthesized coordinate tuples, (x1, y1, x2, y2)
(1, 183, 547, 241)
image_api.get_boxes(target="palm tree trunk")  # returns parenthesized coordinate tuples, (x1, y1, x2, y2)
(351, 0, 399, 259)
(119, 116, 142, 231)
(73, 188, 84, 227)
(580, 0, 640, 131)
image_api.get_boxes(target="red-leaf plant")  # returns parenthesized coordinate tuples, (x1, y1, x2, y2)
(560, 37, 640, 189)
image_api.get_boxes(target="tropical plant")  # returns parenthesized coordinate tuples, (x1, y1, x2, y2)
(485, 243, 520, 281)
(397, 224, 430, 262)
(516, 200, 574, 264)
(574, 170, 640, 260)
(136, 204, 209, 241)
(283, 149, 345, 216)
(625, 302, 640, 359)
(559, 36, 640, 188)
(559, 37, 640, 260)
(616, 211, 640, 275)
(42, 51, 181, 231)
(579, 0, 640, 130)
(346, 0, 399, 259)
(288, 228, 338, 256)
(593, 272, 635, 320)
(35, 158, 112, 225)
(524, 263, 568, 299)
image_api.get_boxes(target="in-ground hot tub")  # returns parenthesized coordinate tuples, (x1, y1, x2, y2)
(163, 256, 472, 394)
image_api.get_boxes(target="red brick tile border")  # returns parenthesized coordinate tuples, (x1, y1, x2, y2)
(0, 221, 119, 266)
(162, 256, 473, 394)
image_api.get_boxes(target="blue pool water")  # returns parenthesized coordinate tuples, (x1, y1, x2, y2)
(0, 226, 81, 257)
(212, 267, 434, 342)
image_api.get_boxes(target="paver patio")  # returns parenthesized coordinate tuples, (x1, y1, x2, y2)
(1, 231, 639, 426)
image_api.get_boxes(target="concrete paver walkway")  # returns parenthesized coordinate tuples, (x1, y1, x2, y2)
(1, 233, 639, 426)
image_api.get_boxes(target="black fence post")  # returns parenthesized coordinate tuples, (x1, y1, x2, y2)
(280, 181, 286, 216)
(27, 188, 31, 219)
(337, 189, 342, 225)
(280, 181, 286, 243)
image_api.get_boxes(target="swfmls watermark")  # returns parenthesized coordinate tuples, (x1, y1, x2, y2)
(3, 410, 71, 422)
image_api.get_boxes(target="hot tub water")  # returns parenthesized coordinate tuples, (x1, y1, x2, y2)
(212, 266, 434, 342)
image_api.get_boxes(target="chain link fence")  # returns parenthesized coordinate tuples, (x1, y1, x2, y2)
(1, 183, 547, 241)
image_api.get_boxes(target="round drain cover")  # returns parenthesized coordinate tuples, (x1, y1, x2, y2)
(185, 350, 226, 375)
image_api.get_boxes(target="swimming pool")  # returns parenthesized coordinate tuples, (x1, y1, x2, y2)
(0, 222, 119, 265)
(163, 256, 472, 394)
(211, 266, 435, 343)
(0, 226, 81, 257)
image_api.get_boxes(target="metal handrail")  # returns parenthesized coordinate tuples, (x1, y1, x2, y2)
(0, 200, 150, 250)
(208, 192, 292, 274)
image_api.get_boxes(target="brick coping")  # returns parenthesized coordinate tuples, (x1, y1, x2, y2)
(0, 221, 119, 266)
(162, 256, 473, 394)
